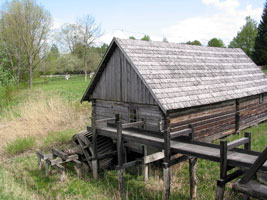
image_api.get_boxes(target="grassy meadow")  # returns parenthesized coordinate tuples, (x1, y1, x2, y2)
(0, 75, 266, 199)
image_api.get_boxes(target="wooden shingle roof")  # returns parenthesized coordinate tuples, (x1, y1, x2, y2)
(82, 38, 267, 113)
(117, 38, 267, 111)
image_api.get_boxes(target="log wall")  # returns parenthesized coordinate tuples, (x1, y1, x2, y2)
(239, 94, 267, 130)
(168, 93, 267, 142)
(95, 100, 163, 132)
(168, 100, 236, 142)
(94, 94, 267, 142)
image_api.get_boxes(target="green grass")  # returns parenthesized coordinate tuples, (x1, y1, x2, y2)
(5, 136, 36, 156)
(1, 74, 266, 199)
(1, 123, 266, 199)
(33, 75, 89, 102)
(0, 75, 90, 119)
(41, 129, 77, 149)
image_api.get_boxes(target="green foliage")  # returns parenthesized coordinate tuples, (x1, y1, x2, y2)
(96, 43, 109, 57)
(253, 1, 267, 66)
(141, 35, 151, 41)
(5, 136, 36, 155)
(186, 40, 202, 46)
(129, 36, 136, 40)
(229, 16, 258, 58)
(208, 38, 225, 47)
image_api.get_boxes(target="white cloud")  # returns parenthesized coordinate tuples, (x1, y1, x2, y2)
(162, 0, 262, 45)
(96, 30, 128, 45)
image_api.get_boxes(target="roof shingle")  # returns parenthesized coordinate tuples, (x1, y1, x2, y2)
(116, 38, 267, 111)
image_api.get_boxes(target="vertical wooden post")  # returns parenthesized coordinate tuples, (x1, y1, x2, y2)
(117, 118, 124, 199)
(142, 145, 148, 182)
(91, 99, 98, 179)
(216, 140, 227, 200)
(163, 127, 171, 200)
(189, 157, 198, 200)
(235, 99, 240, 133)
(244, 132, 251, 150)
(189, 124, 195, 141)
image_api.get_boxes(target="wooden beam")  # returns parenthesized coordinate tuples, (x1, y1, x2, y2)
(144, 151, 164, 164)
(168, 155, 188, 167)
(116, 120, 124, 199)
(163, 128, 171, 200)
(121, 121, 145, 129)
(142, 145, 148, 182)
(170, 128, 192, 139)
(95, 117, 116, 123)
(227, 138, 249, 150)
(216, 140, 228, 200)
(244, 132, 251, 150)
(240, 147, 267, 184)
(51, 148, 68, 160)
(91, 99, 98, 180)
(116, 160, 142, 170)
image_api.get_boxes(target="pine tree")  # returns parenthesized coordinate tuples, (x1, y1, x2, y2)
(253, 1, 267, 66)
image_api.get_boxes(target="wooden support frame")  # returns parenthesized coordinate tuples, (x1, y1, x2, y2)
(142, 145, 148, 182)
(91, 99, 98, 179)
(216, 140, 228, 200)
(163, 127, 171, 200)
(240, 147, 267, 184)
(227, 138, 249, 150)
(121, 120, 145, 129)
(116, 118, 125, 199)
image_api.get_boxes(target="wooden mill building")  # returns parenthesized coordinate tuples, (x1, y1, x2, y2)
(82, 38, 267, 142)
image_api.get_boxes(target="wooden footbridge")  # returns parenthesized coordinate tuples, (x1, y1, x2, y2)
(92, 115, 267, 200)
(38, 114, 267, 200)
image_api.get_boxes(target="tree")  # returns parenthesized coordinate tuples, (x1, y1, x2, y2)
(129, 36, 136, 40)
(50, 44, 59, 59)
(163, 37, 168, 43)
(1, 0, 52, 88)
(60, 15, 102, 81)
(253, 1, 267, 66)
(0, 1, 26, 83)
(58, 23, 81, 53)
(141, 35, 151, 41)
(186, 40, 202, 46)
(228, 17, 258, 58)
(96, 43, 108, 58)
(208, 38, 225, 47)
(39, 44, 60, 75)
(56, 53, 81, 74)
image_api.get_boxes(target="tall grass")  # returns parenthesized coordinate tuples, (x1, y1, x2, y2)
(0, 92, 89, 146)
(5, 136, 36, 155)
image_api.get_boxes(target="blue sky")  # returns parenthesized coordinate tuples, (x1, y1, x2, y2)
(3, 0, 266, 45)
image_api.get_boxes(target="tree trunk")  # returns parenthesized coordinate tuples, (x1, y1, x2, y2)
(17, 59, 21, 83)
(189, 157, 198, 200)
(84, 70, 87, 82)
(28, 56, 33, 89)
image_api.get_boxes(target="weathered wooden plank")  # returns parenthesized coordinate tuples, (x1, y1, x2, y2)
(170, 128, 192, 139)
(240, 147, 267, 184)
(233, 180, 267, 200)
(227, 138, 249, 150)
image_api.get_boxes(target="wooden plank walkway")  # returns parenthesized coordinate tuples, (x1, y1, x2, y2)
(97, 126, 267, 171)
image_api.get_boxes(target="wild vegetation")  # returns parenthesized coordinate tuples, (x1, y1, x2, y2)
(0, 0, 267, 199)
(0, 74, 266, 200)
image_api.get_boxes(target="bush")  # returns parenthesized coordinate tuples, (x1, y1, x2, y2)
(5, 136, 36, 155)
